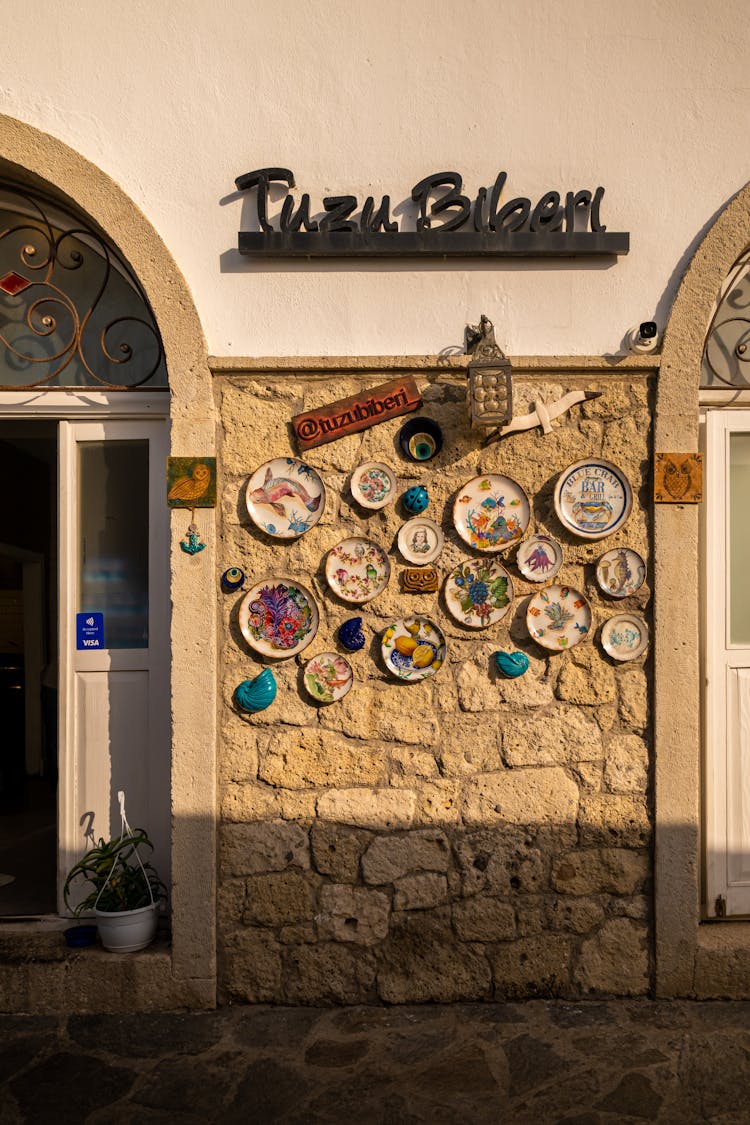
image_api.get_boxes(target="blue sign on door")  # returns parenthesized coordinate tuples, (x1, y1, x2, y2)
(76, 612, 104, 650)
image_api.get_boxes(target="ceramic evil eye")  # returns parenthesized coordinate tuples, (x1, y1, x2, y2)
(234, 667, 277, 713)
(339, 617, 366, 652)
(494, 650, 530, 678)
(221, 567, 245, 592)
(398, 417, 443, 462)
(403, 485, 429, 514)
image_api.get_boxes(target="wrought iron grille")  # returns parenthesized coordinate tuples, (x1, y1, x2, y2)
(0, 183, 166, 389)
(701, 247, 750, 388)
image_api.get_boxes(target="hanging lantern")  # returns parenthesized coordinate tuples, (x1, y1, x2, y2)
(465, 314, 513, 429)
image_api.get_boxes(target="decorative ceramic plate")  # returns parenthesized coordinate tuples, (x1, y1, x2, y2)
(444, 559, 514, 628)
(453, 474, 530, 553)
(526, 584, 592, 651)
(303, 652, 354, 703)
(350, 461, 397, 509)
(245, 457, 325, 539)
(554, 459, 633, 540)
(596, 547, 646, 598)
(381, 616, 447, 682)
(516, 534, 564, 582)
(325, 537, 391, 603)
(239, 577, 319, 658)
(397, 517, 444, 565)
(601, 613, 649, 661)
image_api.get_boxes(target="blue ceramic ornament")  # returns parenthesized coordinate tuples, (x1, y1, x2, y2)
(494, 650, 530, 678)
(221, 566, 245, 592)
(234, 667, 277, 713)
(403, 485, 429, 514)
(339, 617, 365, 652)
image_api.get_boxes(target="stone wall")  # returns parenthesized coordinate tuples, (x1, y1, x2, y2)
(216, 366, 653, 1004)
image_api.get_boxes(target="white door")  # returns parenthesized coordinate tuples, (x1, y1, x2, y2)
(57, 419, 170, 911)
(705, 409, 750, 916)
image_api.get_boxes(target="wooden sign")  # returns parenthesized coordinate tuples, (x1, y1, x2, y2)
(402, 566, 439, 593)
(292, 377, 422, 451)
(654, 453, 703, 503)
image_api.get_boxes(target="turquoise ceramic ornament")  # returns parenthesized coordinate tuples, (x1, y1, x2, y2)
(339, 617, 365, 652)
(494, 650, 530, 678)
(234, 667, 277, 713)
(403, 485, 429, 514)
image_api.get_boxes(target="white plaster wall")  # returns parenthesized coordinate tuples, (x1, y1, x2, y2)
(1, 0, 748, 357)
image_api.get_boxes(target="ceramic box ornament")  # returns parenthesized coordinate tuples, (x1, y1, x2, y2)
(402, 567, 439, 593)
(403, 485, 429, 514)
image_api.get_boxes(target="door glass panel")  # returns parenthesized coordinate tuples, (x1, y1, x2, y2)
(78, 440, 148, 648)
(730, 433, 750, 643)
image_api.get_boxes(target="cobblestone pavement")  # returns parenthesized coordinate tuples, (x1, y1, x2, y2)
(2, 1000, 750, 1124)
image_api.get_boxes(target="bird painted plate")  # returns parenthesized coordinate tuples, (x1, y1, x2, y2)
(526, 584, 591, 651)
(453, 474, 530, 553)
(554, 459, 632, 540)
(397, 517, 444, 565)
(516, 534, 564, 582)
(325, 537, 391, 603)
(444, 559, 513, 628)
(596, 548, 646, 598)
(381, 616, 447, 682)
(303, 652, 354, 703)
(245, 457, 325, 539)
(239, 577, 319, 658)
(350, 461, 397, 509)
(601, 613, 649, 662)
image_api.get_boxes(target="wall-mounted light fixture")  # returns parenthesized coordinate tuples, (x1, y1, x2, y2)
(465, 314, 513, 429)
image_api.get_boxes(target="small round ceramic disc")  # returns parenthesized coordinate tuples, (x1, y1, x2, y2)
(526, 584, 591, 651)
(554, 459, 633, 540)
(239, 577, 319, 658)
(325, 537, 391, 603)
(516, 534, 563, 582)
(397, 517, 444, 565)
(245, 457, 325, 539)
(350, 461, 397, 509)
(381, 616, 447, 682)
(453, 474, 530, 553)
(444, 559, 513, 628)
(601, 613, 649, 661)
(596, 548, 646, 598)
(303, 652, 354, 703)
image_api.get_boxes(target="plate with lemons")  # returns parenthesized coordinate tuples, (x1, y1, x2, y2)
(381, 616, 447, 682)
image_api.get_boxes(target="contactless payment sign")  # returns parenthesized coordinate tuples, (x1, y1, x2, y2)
(76, 612, 104, 649)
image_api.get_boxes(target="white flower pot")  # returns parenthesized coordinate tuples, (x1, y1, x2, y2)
(94, 902, 159, 952)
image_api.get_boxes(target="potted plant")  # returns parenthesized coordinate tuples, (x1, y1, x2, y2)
(64, 825, 166, 952)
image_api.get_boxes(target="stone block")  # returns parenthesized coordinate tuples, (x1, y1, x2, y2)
(361, 830, 451, 884)
(556, 645, 616, 705)
(551, 848, 649, 895)
(495, 653, 555, 707)
(437, 717, 503, 776)
(243, 871, 315, 926)
(317, 885, 390, 945)
(503, 706, 602, 767)
(455, 827, 548, 898)
(284, 942, 377, 1004)
(317, 788, 417, 829)
(617, 669, 649, 729)
(393, 873, 448, 911)
(310, 822, 372, 881)
(574, 918, 649, 995)
(220, 783, 281, 822)
(578, 796, 651, 847)
(491, 935, 573, 1000)
(259, 728, 387, 789)
(389, 745, 439, 780)
(546, 896, 606, 934)
(456, 661, 502, 713)
(220, 820, 310, 877)
(416, 781, 462, 825)
(318, 682, 440, 745)
(464, 767, 578, 832)
(377, 909, 491, 1003)
(452, 896, 516, 942)
(220, 928, 282, 1003)
(603, 733, 649, 793)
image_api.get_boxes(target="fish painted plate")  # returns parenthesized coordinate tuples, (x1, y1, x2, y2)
(381, 616, 447, 682)
(325, 537, 391, 603)
(397, 517, 444, 565)
(239, 577, 319, 658)
(245, 457, 325, 539)
(601, 613, 649, 662)
(453, 474, 530, 553)
(444, 559, 514, 628)
(516, 534, 564, 582)
(350, 461, 397, 509)
(303, 652, 354, 703)
(554, 459, 633, 540)
(526, 584, 591, 651)
(596, 547, 646, 598)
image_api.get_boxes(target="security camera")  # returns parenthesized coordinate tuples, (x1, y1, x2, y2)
(626, 321, 659, 354)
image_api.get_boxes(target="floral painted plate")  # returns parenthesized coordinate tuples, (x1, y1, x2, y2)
(325, 537, 391, 603)
(444, 559, 513, 628)
(596, 548, 646, 598)
(397, 517, 444, 565)
(239, 577, 319, 658)
(381, 616, 447, 682)
(350, 461, 397, 509)
(246, 457, 325, 539)
(453, 474, 530, 553)
(516, 534, 563, 582)
(303, 652, 354, 703)
(554, 459, 632, 540)
(526, 584, 591, 651)
(601, 613, 649, 661)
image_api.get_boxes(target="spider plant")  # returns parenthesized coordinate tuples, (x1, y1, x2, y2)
(63, 829, 166, 915)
